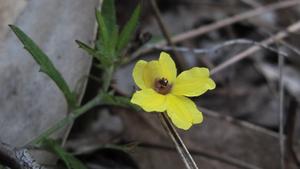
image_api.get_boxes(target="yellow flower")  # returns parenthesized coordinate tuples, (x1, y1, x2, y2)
(130, 52, 216, 130)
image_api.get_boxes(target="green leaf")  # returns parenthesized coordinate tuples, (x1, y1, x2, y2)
(95, 9, 109, 49)
(107, 25, 119, 57)
(116, 4, 141, 53)
(75, 40, 99, 58)
(43, 139, 87, 169)
(101, 0, 117, 36)
(9, 25, 77, 108)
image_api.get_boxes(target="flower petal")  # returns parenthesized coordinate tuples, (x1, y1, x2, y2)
(159, 52, 177, 83)
(166, 94, 203, 130)
(143, 60, 162, 88)
(131, 88, 166, 112)
(172, 67, 216, 97)
(132, 60, 148, 89)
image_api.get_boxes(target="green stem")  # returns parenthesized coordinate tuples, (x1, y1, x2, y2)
(30, 62, 116, 146)
(29, 63, 116, 146)
(102, 65, 114, 92)
(28, 93, 105, 145)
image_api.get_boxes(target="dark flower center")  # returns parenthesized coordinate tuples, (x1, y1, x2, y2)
(154, 78, 172, 95)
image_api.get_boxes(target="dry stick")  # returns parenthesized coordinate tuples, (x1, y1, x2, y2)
(153, 39, 288, 57)
(278, 50, 285, 169)
(285, 97, 300, 168)
(133, 0, 300, 57)
(279, 40, 300, 58)
(159, 113, 199, 169)
(149, 0, 186, 69)
(210, 20, 300, 75)
(160, 0, 300, 45)
(241, 0, 300, 60)
(240, 0, 261, 7)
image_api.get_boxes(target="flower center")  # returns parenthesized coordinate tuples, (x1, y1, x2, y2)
(154, 77, 172, 95)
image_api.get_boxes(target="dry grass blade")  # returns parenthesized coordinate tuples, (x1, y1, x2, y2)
(159, 113, 199, 169)
(211, 20, 300, 75)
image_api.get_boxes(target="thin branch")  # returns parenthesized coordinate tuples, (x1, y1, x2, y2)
(278, 40, 300, 58)
(285, 97, 300, 168)
(240, 0, 261, 8)
(151, 38, 288, 57)
(158, 113, 199, 169)
(278, 49, 285, 169)
(160, 0, 300, 44)
(132, 0, 300, 58)
(149, 0, 187, 69)
(27, 93, 105, 145)
(211, 20, 300, 75)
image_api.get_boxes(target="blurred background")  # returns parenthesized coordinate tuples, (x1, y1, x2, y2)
(1, 0, 300, 168)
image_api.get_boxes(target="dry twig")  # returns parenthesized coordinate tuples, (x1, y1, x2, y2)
(149, 0, 186, 69)
(152, 39, 288, 57)
(132, 0, 300, 57)
(278, 43, 285, 169)
(285, 97, 300, 168)
(210, 20, 300, 75)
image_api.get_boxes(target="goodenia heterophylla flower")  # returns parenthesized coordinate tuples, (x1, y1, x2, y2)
(131, 52, 216, 130)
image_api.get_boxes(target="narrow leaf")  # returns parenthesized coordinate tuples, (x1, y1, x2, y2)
(43, 139, 87, 169)
(9, 25, 77, 108)
(95, 9, 109, 49)
(101, 0, 117, 35)
(116, 4, 141, 53)
(107, 25, 119, 57)
(75, 40, 99, 58)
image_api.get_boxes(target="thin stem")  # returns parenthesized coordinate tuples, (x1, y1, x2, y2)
(149, 0, 187, 69)
(28, 93, 104, 146)
(102, 65, 114, 92)
(159, 113, 199, 169)
(29, 54, 115, 146)
(278, 49, 285, 169)
(152, 39, 288, 56)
